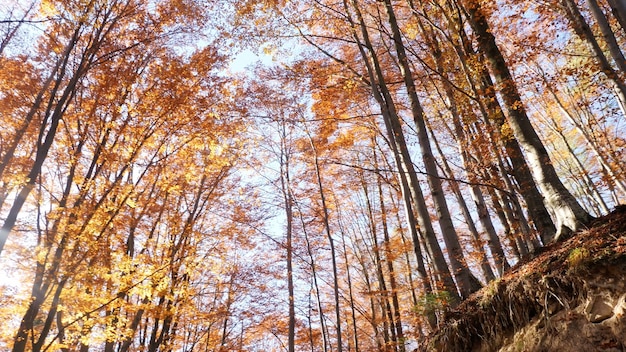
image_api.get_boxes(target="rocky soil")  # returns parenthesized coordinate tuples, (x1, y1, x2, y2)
(420, 206, 626, 352)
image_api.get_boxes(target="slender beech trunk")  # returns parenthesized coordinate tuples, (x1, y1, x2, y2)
(477, 67, 556, 246)
(485, 164, 532, 258)
(395, 210, 428, 337)
(295, 199, 330, 352)
(585, 0, 626, 73)
(471, 183, 510, 275)
(374, 139, 437, 327)
(394, 215, 419, 310)
(341, 235, 360, 352)
(607, 0, 626, 33)
(561, 0, 626, 116)
(285, 188, 296, 352)
(384, 0, 481, 298)
(414, 11, 502, 279)
(465, 0, 591, 240)
(378, 191, 406, 352)
(432, 72, 511, 273)
(278, 120, 296, 352)
(428, 121, 496, 282)
(484, 185, 522, 262)
(220, 278, 235, 349)
(360, 169, 397, 351)
(309, 135, 343, 351)
(437, 108, 510, 273)
(474, 110, 540, 252)
(353, 239, 384, 351)
(335, 211, 360, 352)
(345, 0, 460, 304)
(389, 192, 421, 299)
(307, 286, 316, 352)
(410, 0, 558, 245)
(0, 25, 84, 256)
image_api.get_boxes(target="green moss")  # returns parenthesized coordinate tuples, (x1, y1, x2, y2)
(479, 278, 502, 308)
(414, 291, 452, 315)
(567, 247, 590, 268)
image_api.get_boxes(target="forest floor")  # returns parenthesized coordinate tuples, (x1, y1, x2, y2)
(420, 206, 626, 352)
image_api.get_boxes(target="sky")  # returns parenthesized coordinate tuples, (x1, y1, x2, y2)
(228, 49, 274, 74)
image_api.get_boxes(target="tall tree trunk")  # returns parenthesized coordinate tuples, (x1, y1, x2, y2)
(413, 0, 558, 245)
(372, 140, 437, 328)
(334, 204, 361, 352)
(484, 186, 522, 262)
(432, 103, 510, 272)
(484, 164, 532, 258)
(415, 11, 504, 278)
(606, 0, 626, 33)
(345, 0, 460, 304)
(472, 182, 511, 275)
(309, 136, 343, 352)
(379, 190, 406, 352)
(476, 68, 557, 245)
(360, 168, 398, 351)
(339, 231, 360, 352)
(585, 0, 626, 73)
(428, 121, 496, 282)
(295, 200, 330, 352)
(383, 0, 481, 299)
(354, 241, 385, 351)
(561, 0, 626, 115)
(465, 0, 592, 241)
(279, 132, 296, 352)
(394, 206, 428, 337)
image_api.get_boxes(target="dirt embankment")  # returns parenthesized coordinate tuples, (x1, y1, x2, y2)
(421, 207, 626, 352)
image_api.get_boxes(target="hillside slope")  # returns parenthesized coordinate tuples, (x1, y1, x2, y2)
(421, 206, 626, 352)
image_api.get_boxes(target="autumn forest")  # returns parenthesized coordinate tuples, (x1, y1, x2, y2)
(0, 0, 625, 350)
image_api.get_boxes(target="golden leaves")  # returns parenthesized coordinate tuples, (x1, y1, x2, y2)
(125, 198, 137, 209)
(500, 120, 514, 141)
(0, 0, 249, 348)
(405, 21, 419, 41)
(38, 0, 59, 19)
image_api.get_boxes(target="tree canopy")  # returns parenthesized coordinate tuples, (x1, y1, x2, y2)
(0, 0, 624, 350)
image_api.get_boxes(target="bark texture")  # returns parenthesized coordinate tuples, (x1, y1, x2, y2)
(465, 0, 592, 241)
